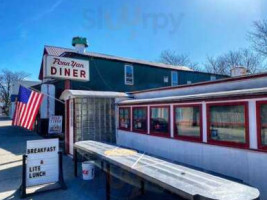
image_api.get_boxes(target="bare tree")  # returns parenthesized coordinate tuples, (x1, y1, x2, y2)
(159, 50, 200, 71)
(204, 49, 264, 76)
(0, 69, 30, 115)
(205, 56, 229, 75)
(249, 20, 267, 57)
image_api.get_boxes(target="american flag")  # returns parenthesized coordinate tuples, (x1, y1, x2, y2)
(12, 85, 44, 130)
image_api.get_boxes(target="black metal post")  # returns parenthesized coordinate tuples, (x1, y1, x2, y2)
(101, 161, 104, 170)
(20, 154, 27, 198)
(58, 152, 67, 189)
(140, 179, 145, 195)
(74, 148, 78, 177)
(106, 163, 111, 200)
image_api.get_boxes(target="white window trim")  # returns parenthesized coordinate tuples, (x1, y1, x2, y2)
(124, 64, 134, 85)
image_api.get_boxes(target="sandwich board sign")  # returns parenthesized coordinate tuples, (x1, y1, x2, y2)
(20, 138, 66, 198)
(26, 139, 59, 186)
(48, 116, 63, 134)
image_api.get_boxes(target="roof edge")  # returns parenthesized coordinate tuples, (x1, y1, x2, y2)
(120, 87, 267, 105)
(60, 89, 130, 100)
(130, 72, 267, 94)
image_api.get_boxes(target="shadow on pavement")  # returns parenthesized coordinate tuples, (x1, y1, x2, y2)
(0, 126, 40, 155)
(0, 120, 184, 200)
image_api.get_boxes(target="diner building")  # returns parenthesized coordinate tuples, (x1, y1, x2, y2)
(36, 37, 267, 198)
(60, 72, 267, 198)
(36, 37, 226, 135)
(116, 73, 267, 199)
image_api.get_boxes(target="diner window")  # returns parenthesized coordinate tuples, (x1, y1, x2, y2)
(163, 76, 169, 83)
(210, 75, 216, 81)
(125, 65, 134, 85)
(133, 107, 147, 133)
(207, 103, 248, 147)
(171, 71, 178, 86)
(257, 101, 267, 149)
(150, 106, 170, 136)
(119, 107, 130, 130)
(174, 105, 202, 141)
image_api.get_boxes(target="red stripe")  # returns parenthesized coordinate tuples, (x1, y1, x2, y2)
(27, 94, 43, 130)
(14, 103, 22, 126)
(20, 93, 33, 127)
(12, 90, 44, 130)
(21, 92, 36, 127)
(12, 102, 19, 126)
(20, 101, 30, 126)
(17, 103, 23, 126)
(18, 104, 26, 126)
(25, 92, 40, 129)
(23, 93, 37, 128)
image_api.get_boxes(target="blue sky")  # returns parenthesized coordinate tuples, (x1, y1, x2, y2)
(0, 0, 266, 80)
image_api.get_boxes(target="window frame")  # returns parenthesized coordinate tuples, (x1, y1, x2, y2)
(132, 106, 148, 134)
(171, 71, 178, 86)
(118, 107, 131, 131)
(210, 75, 216, 81)
(173, 104, 203, 142)
(124, 64, 134, 85)
(207, 102, 249, 149)
(150, 105, 171, 138)
(256, 101, 267, 151)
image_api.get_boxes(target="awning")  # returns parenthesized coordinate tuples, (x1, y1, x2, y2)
(60, 89, 131, 100)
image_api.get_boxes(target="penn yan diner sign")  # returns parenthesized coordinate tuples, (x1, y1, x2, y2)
(44, 55, 89, 81)
(26, 139, 59, 187)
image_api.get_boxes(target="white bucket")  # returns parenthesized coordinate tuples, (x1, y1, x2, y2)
(82, 161, 95, 180)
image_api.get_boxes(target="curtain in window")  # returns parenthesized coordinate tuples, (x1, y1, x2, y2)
(209, 105, 246, 143)
(175, 106, 200, 138)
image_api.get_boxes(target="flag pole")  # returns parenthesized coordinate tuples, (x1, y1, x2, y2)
(21, 84, 65, 105)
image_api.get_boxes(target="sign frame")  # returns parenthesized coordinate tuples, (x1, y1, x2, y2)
(20, 139, 66, 198)
(43, 55, 90, 82)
